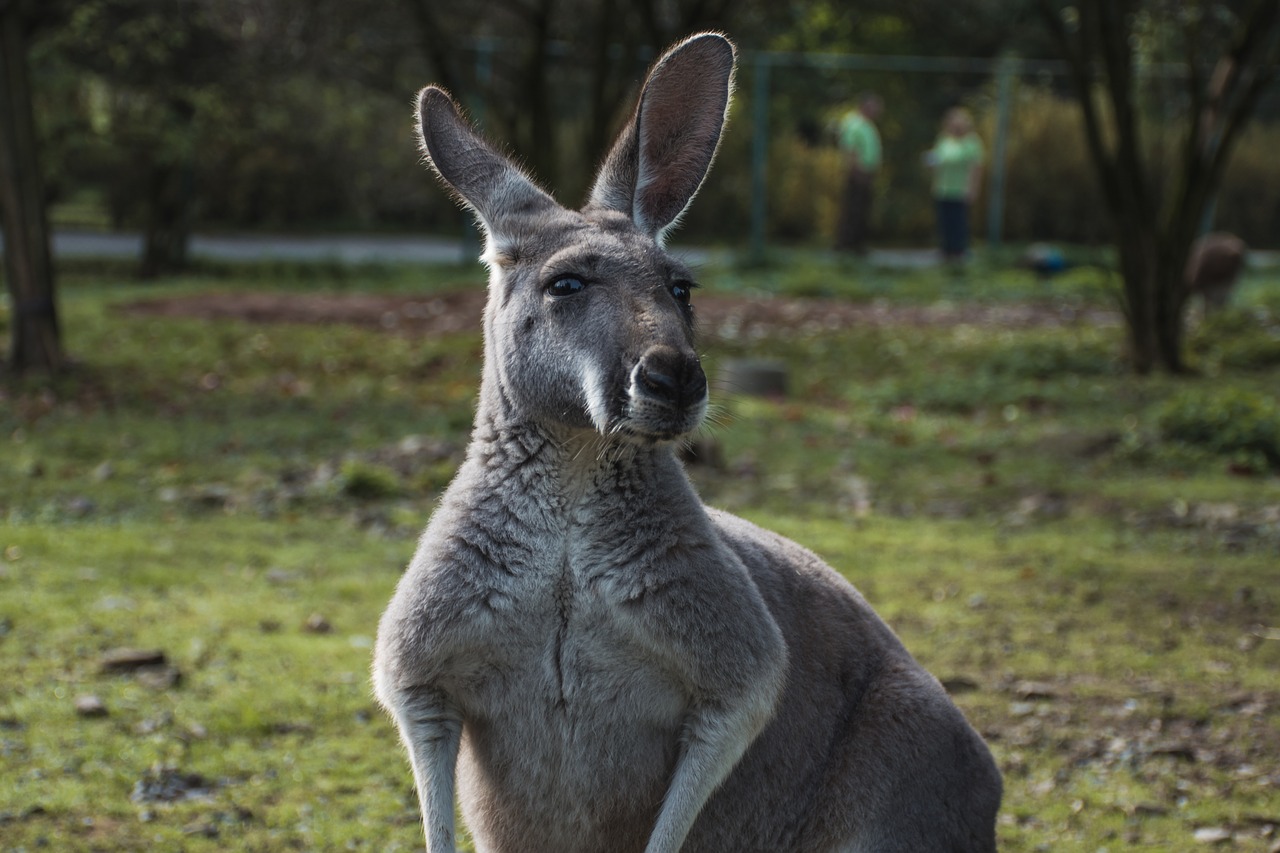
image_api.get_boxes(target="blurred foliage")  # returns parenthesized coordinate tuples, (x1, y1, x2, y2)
(754, 82, 1280, 248)
(1218, 122, 1280, 247)
(1157, 387, 1280, 472)
(337, 461, 403, 501)
(1189, 305, 1280, 374)
(21, 0, 1280, 249)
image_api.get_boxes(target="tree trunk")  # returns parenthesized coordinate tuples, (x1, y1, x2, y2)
(1116, 226, 1192, 375)
(0, 6, 62, 375)
(1038, 0, 1279, 377)
(522, 0, 557, 191)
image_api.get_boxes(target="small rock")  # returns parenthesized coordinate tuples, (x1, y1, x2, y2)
(64, 496, 96, 518)
(1011, 680, 1058, 701)
(303, 613, 332, 634)
(136, 665, 183, 691)
(1193, 827, 1232, 844)
(941, 676, 980, 695)
(1129, 803, 1169, 817)
(182, 821, 219, 839)
(264, 568, 296, 585)
(74, 695, 108, 718)
(134, 712, 173, 735)
(717, 358, 789, 398)
(100, 648, 167, 674)
(130, 766, 214, 804)
(1152, 741, 1197, 762)
(191, 484, 233, 509)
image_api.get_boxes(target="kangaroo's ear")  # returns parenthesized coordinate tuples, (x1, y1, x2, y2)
(588, 33, 736, 243)
(416, 86, 557, 244)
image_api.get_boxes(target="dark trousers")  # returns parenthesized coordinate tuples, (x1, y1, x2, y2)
(835, 169, 873, 254)
(935, 198, 971, 258)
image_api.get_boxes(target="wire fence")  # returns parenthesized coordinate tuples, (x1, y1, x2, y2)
(733, 50, 1280, 258)
(451, 42, 1280, 257)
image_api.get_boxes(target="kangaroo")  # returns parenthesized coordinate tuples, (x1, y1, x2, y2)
(373, 32, 1002, 853)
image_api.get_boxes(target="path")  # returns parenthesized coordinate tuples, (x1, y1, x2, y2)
(38, 230, 941, 270)
(10, 230, 1277, 270)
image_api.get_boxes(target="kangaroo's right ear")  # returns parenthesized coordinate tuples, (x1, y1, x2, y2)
(588, 33, 736, 243)
(416, 86, 557, 244)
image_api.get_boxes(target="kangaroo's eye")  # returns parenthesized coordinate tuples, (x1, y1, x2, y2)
(669, 281, 695, 306)
(547, 276, 586, 298)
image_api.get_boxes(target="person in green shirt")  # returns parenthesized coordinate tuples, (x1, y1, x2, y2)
(925, 107, 984, 262)
(834, 92, 883, 255)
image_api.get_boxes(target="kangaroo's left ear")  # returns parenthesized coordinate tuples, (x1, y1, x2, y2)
(416, 86, 558, 246)
(587, 33, 736, 243)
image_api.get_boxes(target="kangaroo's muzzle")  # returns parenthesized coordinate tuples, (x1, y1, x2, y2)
(636, 346, 707, 410)
(625, 345, 708, 439)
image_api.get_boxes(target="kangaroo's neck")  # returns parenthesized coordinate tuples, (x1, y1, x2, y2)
(463, 401, 693, 526)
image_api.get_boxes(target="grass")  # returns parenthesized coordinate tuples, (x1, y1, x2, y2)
(2, 253, 1278, 851)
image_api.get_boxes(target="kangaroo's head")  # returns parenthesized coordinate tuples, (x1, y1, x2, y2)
(414, 33, 735, 444)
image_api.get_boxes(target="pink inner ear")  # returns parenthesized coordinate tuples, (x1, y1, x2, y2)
(634, 113, 725, 234)
(629, 40, 733, 235)
(586, 33, 735, 234)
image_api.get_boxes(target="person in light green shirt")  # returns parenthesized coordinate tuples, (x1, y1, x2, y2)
(925, 107, 984, 261)
(834, 92, 883, 255)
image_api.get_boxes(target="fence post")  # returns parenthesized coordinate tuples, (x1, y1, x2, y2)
(985, 54, 1017, 250)
(749, 52, 771, 264)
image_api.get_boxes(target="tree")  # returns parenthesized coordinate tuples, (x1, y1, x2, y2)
(56, 0, 233, 277)
(1037, 0, 1280, 374)
(400, 0, 745, 202)
(0, 0, 63, 375)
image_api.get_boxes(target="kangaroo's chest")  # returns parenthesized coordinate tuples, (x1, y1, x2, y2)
(456, 531, 685, 714)
(443, 530, 689, 821)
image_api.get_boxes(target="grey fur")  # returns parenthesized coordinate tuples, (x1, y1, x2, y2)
(373, 32, 1002, 853)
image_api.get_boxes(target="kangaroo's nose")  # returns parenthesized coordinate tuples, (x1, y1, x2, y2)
(637, 346, 707, 407)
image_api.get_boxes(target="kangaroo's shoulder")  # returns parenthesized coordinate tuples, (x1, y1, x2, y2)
(704, 506, 840, 582)
(703, 505, 909, 647)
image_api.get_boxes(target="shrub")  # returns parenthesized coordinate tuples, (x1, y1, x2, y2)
(1189, 307, 1280, 373)
(768, 135, 844, 242)
(985, 337, 1120, 380)
(338, 461, 402, 500)
(1157, 388, 1280, 471)
(991, 91, 1109, 245)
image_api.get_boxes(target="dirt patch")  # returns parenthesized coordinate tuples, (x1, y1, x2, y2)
(122, 291, 484, 336)
(120, 291, 1121, 338)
